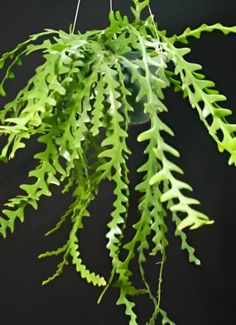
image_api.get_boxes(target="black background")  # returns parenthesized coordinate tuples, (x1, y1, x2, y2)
(0, 1, 236, 324)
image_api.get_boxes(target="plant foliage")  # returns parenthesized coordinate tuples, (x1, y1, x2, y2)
(0, 0, 235, 323)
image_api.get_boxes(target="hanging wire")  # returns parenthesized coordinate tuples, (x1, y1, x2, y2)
(147, 4, 159, 39)
(110, 0, 113, 12)
(72, 0, 82, 33)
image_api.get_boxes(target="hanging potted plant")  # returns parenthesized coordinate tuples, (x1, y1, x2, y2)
(0, 0, 236, 323)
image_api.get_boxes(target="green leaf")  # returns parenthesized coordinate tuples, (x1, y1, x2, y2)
(173, 23, 236, 44)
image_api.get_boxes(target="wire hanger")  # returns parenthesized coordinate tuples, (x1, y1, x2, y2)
(72, 0, 113, 33)
(72, 0, 82, 33)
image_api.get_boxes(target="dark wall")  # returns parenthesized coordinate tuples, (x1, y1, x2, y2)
(0, 1, 236, 324)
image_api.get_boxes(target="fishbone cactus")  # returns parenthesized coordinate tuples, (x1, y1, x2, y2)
(0, 0, 235, 324)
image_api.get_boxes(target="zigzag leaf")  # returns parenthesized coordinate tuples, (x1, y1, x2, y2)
(173, 23, 236, 44)
(168, 42, 236, 166)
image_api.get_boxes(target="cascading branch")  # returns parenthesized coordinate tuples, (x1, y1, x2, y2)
(0, 0, 236, 324)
